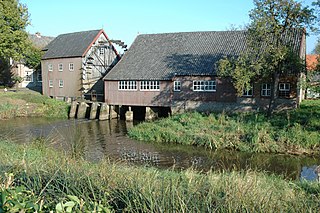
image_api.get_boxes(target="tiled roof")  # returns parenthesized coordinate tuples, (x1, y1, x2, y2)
(105, 29, 304, 81)
(42, 30, 101, 60)
(105, 31, 247, 80)
(306, 54, 319, 71)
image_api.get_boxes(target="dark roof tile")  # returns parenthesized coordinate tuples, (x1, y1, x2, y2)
(42, 30, 101, 60)
(105, 30, 304, 81)
(105, 31, 247, 80)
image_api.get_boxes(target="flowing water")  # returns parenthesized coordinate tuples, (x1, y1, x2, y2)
(0, 117, 319, 181)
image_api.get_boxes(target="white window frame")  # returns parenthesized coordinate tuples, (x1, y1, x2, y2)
(48, 64, 53, 72)
(118, 81, 137, 91)
(278, 83, 290, 97)
(69, 63, 74, 71)
(193, 80, 216, 92)
(58, 63, 63, 72)
(49, 80, 53, 88)
(174, 81, 181, 92)
(24, 71, 33, 82)
(242, 85, 253, 97)
(140, 81, 160, 91)
(261, 83, 271, 97)
(59, 80, 64, 88)
(279, 83, 290, 91)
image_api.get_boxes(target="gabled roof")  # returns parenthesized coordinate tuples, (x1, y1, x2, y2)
(105, 31, 247, 81)
(105, 29, 304, 81)
(42, 29, 105, 60)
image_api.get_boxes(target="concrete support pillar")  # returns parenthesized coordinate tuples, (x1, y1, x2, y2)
(99, 103, 110, 121)
(145, 107, 157, 120)
(125, 106, 133, 121)
(64, 97, 72, 104)
(69, 101, 78, 118)
(77, 102, 88, 119)
(89, 102, 98, 120)
(110, 105, 119, 119)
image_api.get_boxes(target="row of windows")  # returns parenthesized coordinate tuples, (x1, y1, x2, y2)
(118, 80, 216, 92)
(243, 83, 290, 97)
(117, 80, 291, 98)
(48, 63, 74, 72)
(118, 81, 160, 91)
(49, 80, 64, 88)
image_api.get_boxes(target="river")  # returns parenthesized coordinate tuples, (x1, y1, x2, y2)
(0, 117, 319, 181)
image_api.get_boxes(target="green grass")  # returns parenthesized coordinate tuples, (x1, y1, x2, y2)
(128, 99, 320, 155)
(0, 139, 320, 212)
(0, 91, 69, 119)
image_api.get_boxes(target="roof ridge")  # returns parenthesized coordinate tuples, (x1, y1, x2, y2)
(137, 30, 247, 37)
(57, 29, 102, 37)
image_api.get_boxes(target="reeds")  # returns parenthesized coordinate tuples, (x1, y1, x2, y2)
(128, 100, 320, 155)
(1, 139, 320, 212)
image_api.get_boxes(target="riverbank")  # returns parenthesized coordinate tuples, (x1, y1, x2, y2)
(129, 99, 320, 155)
(0, 139, 319, 212)
(0, 90, 69, 119)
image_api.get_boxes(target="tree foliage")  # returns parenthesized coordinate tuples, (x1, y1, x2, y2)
(0, 0, 30, 61)
(218, 0, 318, 115)
(24, 45, 43, 70)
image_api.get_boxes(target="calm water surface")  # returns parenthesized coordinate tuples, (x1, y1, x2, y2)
(0, 117, 319, 181)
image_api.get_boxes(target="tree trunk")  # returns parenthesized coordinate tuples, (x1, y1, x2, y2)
(267, 72, 280, 117)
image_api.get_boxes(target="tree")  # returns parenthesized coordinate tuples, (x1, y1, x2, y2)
(218, 0, 317, 116)
(0, 0, 30, 86)
(24, 45, 43, 71)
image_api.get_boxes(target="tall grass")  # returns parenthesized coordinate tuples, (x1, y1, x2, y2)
(129, 100, 320, 155)
(0, 91, 69, 119)
(0, 139, 320, 212)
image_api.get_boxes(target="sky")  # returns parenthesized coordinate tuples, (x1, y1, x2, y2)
(21, 0, 318, 53)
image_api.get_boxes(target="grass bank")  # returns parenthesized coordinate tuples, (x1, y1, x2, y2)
(129, 100, 320, 155)
(0, 90, 69, 119)
(0, 139, 320, 212)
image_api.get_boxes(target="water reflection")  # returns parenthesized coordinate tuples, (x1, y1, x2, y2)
(1, 117, 320, 181)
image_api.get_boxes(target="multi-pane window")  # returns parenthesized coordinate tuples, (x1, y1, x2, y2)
(49, 80, 53, 88)
(118, 81, 137, 90)
(193, 80, 216, 92)
(48, 64, 53, 72)
(261, 83, 271, 97)
(140, 81, 160, 91)
(25, 71, 32, 82)
(69, 63, 74, 71)
(174, 81, 181, 91)
(59, 80, 64, 88)
(58, 63, 63, 72)
(279, 83, 290, 98)
(242, 85, 253, 97)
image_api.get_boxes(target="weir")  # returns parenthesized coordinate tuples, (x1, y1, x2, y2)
(69, 101, 171, 121)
